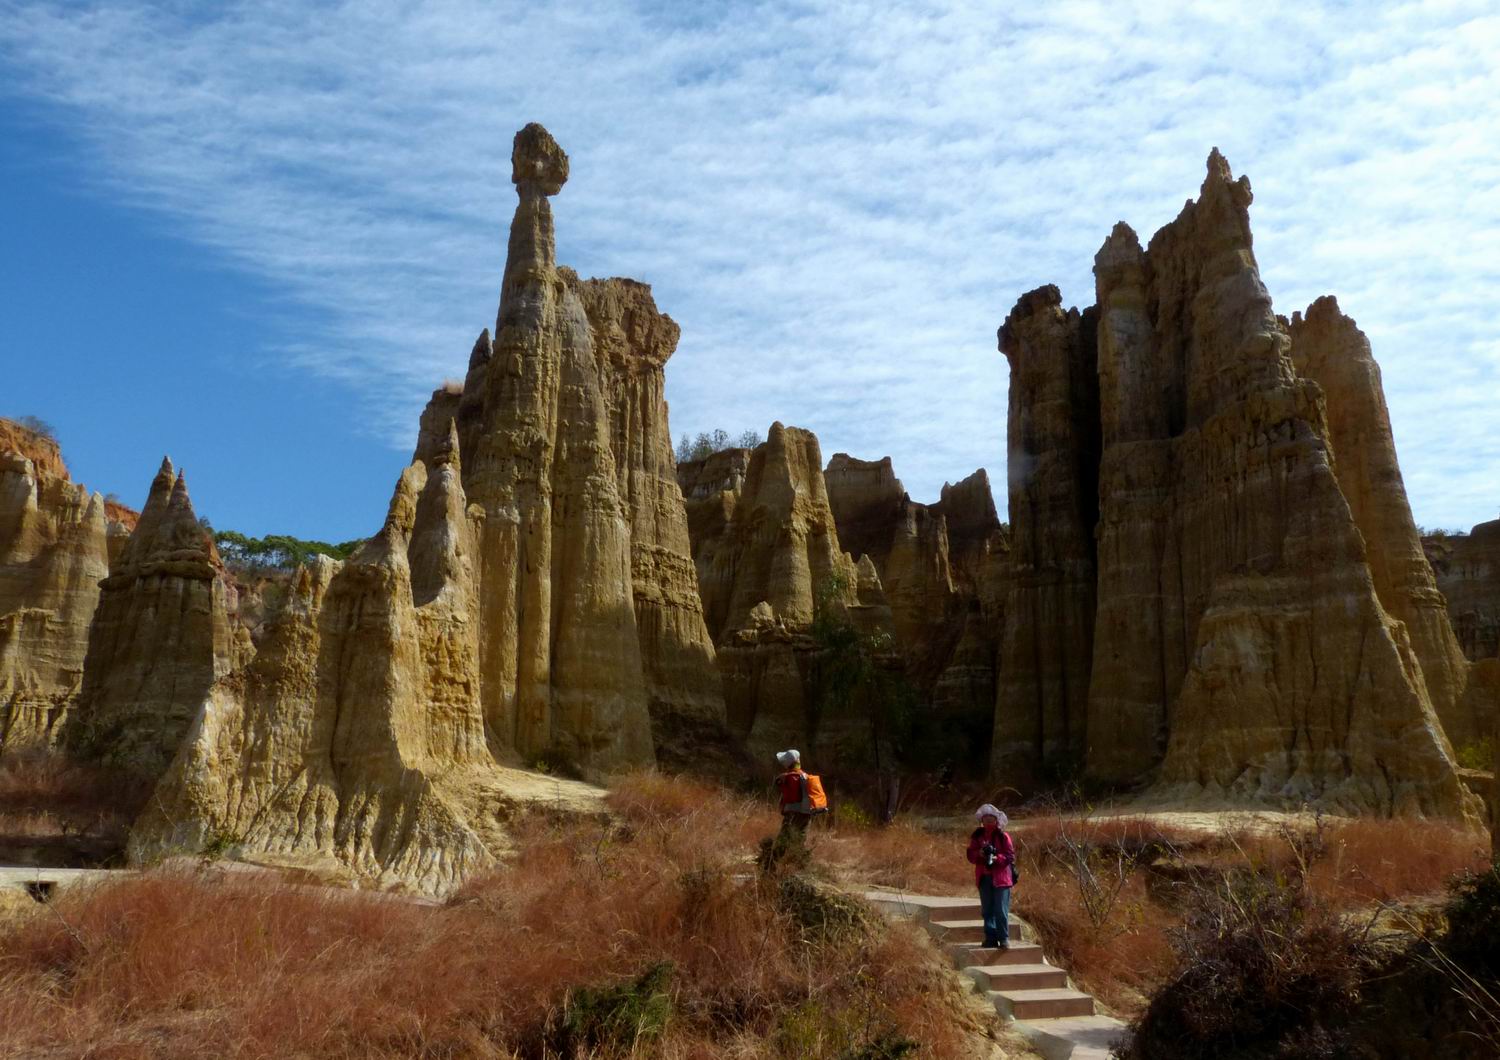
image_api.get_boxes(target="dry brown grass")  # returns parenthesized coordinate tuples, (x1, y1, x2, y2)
(0, 771, 999, 1059)
(1279, 816, 1489, 908)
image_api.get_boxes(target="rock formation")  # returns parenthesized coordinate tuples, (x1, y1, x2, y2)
(65, 123, 720, 892)
(1288, 297, 1472, 740)
(0, 419, 131, 750)
(822, 456, 1007, 769)
(575, 277, 726, 767)
(132, 433, 601, 893)
(678, 424, 861, 759)
(67, 459, 238, 777)
(998, 151, 1475, 817)
(992, 286, 1098, 782)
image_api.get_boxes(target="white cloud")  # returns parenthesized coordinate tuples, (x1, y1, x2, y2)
(1, 0, 1496, 528)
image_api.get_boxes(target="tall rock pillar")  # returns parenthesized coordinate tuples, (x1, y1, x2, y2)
(456, 124, 654, 773)
(992, 285, 1099, 781)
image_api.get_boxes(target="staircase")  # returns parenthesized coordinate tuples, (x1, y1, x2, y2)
(862, 892, 1126, 1060)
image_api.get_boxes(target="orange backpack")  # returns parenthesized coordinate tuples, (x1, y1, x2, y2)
(804, 773, 829, 812)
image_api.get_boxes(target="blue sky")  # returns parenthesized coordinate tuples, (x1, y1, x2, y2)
(2, 0, 1497, 541)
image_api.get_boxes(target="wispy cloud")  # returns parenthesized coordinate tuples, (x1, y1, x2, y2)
(1, 0, 1496, 527)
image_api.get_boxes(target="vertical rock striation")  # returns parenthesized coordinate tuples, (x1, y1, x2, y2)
(992, 286, 1099, 782)
(575, 277, 726, 767)
(1426, 520, 1500, 665)
(679, 424, 858, 759)
(1009, 150, 1475, 815)
(0, 421, 118, 749)
(68, 460, 235, 777)
(1288, 297, 1473, 741)
(130, 436, 541, 894)
(454, 123, 655, 774)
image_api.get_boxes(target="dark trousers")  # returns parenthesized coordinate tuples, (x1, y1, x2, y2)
(979, 877, 1011, 945)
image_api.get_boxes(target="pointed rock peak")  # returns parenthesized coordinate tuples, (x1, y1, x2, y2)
(1206, 146, 1232, 183)
(1199, 146, 1253, 211)
(468, 328, 492, 370)
(139, 457, 178, 517)
(377, 462, 427, 544)
(1095, 221, 1144, 270)
(1303, 294, 1345, 324)
(512, 123, 569, 195)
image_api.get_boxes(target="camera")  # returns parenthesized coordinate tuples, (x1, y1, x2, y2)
(980, 842, 997, 868)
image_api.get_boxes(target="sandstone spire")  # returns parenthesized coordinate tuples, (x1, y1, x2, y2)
(68, 461, 233, 776)
(678, 424, 858, 758)
(1288, 296, 1473, 740)
(454, 122, 655, 773)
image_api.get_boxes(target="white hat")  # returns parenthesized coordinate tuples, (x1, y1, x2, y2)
(975, 804, 1008, 827)
(775, 749, 801, 768)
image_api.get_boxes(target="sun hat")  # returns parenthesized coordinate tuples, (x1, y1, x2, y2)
(775, 749, 801, 768)
(974, 804, 1008, 827)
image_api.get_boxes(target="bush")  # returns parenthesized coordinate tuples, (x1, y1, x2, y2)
(12, 415, 56, 441)
(1115, 869, 1381, 1059)
(1350, 865, 1500, 1058)
(1456, 737, 1495, 771)
(550, 960, 673, 1054)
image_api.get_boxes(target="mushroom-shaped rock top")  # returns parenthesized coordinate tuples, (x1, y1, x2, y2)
(511, 122, 569, 195)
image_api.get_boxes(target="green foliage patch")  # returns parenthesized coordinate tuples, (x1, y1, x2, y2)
(212, 529, 363, 571)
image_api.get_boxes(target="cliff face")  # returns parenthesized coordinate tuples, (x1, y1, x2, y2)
(992, 286, 1099, 782)
(1014, 151, 1473, 815)
(1426, 521, 1500, 664)
(678, 424, 858, 760)
(0, 421, 119, 749)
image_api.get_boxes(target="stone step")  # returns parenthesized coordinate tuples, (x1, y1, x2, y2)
(991, 987, 1096, 1021)
(948, 940, 1045, 967)
(964, 962, 1069, 992)
(928, 917, 1022, 943)
(1013, 1015, 1128, 1060)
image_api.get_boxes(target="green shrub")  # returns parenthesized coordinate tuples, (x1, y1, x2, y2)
(551, 961, 673, 1053)
(1456, 737, 1495, 771)
(213, 529, 364, 571)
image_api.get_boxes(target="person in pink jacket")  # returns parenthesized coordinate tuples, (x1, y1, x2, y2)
(966, 803, 1016, 948)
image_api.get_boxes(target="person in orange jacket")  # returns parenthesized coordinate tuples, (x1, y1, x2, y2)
(966, 803, 1016, 948)
(773, 749, 814, 835)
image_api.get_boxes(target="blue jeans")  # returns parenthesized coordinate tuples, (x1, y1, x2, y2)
(979, 878, 1011, 945)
